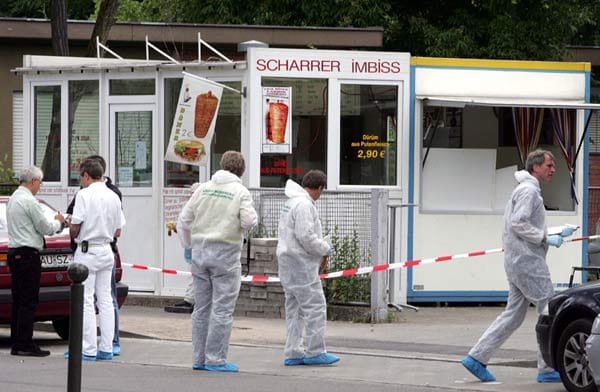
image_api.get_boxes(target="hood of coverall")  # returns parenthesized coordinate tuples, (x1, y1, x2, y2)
(514, 169, 540, 188)
(211, 169, 241, 185)
(284, 179, 312, 202)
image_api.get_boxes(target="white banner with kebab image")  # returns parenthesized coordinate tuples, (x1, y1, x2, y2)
(262, 86, 292, 154)
(165, 73, 223, 166)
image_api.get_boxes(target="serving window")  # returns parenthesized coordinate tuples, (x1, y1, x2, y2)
(259, 77, 328, 188)
(34, 85, 61, 182)
(421, 103, 577, 213)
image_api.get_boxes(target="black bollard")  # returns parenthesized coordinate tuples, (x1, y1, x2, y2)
(67, 263, 88, 392)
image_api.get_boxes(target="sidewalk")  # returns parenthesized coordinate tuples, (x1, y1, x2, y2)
(113, 304, 562, 391)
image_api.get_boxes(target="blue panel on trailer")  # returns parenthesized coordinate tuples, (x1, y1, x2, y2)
(408, 290, 509, 303)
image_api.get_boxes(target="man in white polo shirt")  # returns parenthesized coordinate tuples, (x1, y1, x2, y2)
(68, 159, 125, 361)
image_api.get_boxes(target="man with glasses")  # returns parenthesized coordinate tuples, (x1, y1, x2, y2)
(6, 165, 65, 356)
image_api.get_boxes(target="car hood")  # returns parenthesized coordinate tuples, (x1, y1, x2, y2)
(559, 279, 600, 296)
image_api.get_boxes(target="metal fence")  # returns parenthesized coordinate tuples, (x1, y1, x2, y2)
(249, 188, 373, 304)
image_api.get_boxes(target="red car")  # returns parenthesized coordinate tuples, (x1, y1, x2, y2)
(0, 196, 128, 339)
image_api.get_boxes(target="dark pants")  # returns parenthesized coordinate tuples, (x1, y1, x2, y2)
(111, 258, 119, 347)
(8, 247, 41, 351)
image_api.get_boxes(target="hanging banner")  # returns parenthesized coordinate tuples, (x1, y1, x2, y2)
(262, 86, 292, 154)
(165, 75, 223, 166)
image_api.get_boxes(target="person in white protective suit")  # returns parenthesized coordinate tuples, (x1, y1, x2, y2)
(462, 149, 575, 383)
(277, 170, 340, 366)
(177, 151, 257, 373)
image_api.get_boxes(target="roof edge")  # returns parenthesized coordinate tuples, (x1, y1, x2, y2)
(412, 57, 591, 72)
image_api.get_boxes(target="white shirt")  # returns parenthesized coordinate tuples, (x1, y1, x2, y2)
(71, 181, 125, 244)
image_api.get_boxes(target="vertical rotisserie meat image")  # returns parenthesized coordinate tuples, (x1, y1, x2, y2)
(194, 91, 219, 138)
(267, 102, 289, 144)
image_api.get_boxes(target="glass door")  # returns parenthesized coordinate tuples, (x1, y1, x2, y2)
(109, 103, 157, 292)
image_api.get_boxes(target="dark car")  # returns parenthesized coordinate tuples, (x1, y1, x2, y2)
(536, 278, 600, 392)
(0, 196, 128, 339)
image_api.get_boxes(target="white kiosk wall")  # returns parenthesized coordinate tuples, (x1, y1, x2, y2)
(410, 58, 587, 301)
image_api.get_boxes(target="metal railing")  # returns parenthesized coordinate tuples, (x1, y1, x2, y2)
(249, 188, 372, 304)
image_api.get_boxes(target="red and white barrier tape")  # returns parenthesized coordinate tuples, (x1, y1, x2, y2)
(122, 235, 600, 283)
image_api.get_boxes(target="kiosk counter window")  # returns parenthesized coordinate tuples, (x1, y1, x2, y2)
(34, 85, 61, 182)
(34, 81, 100, 184)
(421, 104, 577, 213)
(260, 78, 328, 188)
(68, 80, 100, 186)
(340, 84, 398, 186)
(163, 78, 241, 188)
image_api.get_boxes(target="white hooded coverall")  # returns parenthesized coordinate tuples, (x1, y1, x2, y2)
(277, 179, 331, 360)
(468, 170, 554, 373)
(178, 170, 257, 367)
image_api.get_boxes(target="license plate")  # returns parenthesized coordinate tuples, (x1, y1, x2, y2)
(40, 254, 73, 269)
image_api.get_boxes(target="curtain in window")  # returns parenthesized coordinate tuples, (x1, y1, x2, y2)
(512, 107, 545, 167)
(551, 108, 577, 203)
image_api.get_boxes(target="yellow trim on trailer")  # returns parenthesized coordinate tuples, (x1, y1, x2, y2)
(411, 57, 591, 72)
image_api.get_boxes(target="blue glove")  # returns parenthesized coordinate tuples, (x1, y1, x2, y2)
(546, 235, 563, 248)
(184, 248, 192, 264)
(326, 246, 334, 257)
(560, 226, 577, 238)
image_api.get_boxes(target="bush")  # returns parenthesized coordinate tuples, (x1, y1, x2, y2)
(324, 227, 371, 304)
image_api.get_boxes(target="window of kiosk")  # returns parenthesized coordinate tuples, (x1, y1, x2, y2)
(339, 84, 398, 186)
(260, 78, 327, 188)
(163, 78, 241, 187)
(68, 80, 100, 186)
(421, 104, 576, 213)
(34, 85, 61, 182)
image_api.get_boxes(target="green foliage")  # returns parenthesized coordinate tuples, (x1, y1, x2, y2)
(324, 226, 370, 304)
(4, 0, 600, 62)
(0, 0, 95, 20)
(0, 154, 18, 196)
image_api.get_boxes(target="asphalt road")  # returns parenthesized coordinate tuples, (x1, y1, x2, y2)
(0, 305, 568, 392)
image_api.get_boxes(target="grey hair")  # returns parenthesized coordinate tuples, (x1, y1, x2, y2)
(19, 165, 43, 184)
(220, 151, 245, 177)
(525, 149, 554, 173)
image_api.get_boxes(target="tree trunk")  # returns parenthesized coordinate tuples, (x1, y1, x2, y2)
(51, 0, 69, 56)
(86, 0, 120, 58)
(42, 1, 120, 179)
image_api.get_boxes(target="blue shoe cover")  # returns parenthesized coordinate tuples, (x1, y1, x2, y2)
(303, 353, 340, 365)
(205, 362, 239, 372)
(192, 363, 206, 370)
(113, 345, 121, 356)
(461, 355, 496, 382)
(284, 358, 304, 366)
(537, 371, 561, 383)
(64, 352, 96, 361)
(97, 351, 113, 360)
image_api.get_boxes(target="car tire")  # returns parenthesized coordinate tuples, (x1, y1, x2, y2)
(52, 317, 70, 340)
(556, 318, 596, 392)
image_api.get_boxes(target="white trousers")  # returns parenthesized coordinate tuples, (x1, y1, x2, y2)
(76, 245, 115, 356)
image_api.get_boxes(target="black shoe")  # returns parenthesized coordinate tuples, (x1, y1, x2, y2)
(11, 347, 50, 357)
(164, 301, 194, 313)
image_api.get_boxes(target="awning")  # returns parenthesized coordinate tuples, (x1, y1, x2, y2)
(418, 96, 600, 110)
